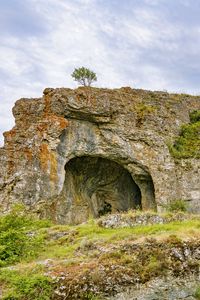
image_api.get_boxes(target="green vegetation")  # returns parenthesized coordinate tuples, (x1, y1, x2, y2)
(135, 103, 156, 126)
(194, 286, 200, 299)
(71, 67, 97, 87)
(0, 269, 53, 300)
(0, 205, 50, 266)
(34, 217, 200, 262)
(169, 110, 200, 158)
(166, 199, 188, 212)
(0, 208, 200, 299)
(190, 110, 200, 123)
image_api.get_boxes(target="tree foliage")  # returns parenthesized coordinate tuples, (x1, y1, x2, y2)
(71, 67, 97, 86)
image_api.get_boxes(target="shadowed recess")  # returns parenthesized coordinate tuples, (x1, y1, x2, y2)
(63, 156, 143, 219)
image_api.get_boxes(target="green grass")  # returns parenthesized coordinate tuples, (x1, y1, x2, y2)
(1, 206, 200, 264)
(36, 218, 200, 261)
(0, 209, 200, 299)
(0, 204, 51, 266)
(0, 268, 53, 300)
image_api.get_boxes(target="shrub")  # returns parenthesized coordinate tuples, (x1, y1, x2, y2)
(0, 205, 50, 266)
(190, 110, 200, 123)
(0, 270, 53, 300)
(169, 110, 200, 159)
(167, 199, 188, 212)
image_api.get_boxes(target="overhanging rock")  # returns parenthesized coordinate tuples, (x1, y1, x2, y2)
(0, 87, 199, 223)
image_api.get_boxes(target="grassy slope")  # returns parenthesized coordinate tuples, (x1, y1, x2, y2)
(0, 210, 200, 299)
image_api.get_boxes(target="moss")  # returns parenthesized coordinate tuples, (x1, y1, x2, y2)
(169, 110, 200, 158)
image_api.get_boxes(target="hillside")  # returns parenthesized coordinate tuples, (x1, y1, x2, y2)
(0, 208, 200, 299)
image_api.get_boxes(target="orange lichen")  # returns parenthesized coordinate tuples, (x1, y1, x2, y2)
(37, 115, 68, 138)
(45, 114, 68, 130)
(7, 160, 15, 174)
(3, 129, 16, 141)
(39, 143, 58, 183)
(44, 94, 51, 114)
(23, 147, 33, 161)
(39, 143, 50, 171)
(50, 151, 58, 183)
(37, 123, 48, 136)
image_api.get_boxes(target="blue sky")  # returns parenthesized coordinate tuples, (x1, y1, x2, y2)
(0, 0, 200, 145)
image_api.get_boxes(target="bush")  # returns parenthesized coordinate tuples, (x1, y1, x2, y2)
(0, 270, 53, 300)
(167, 199, 188, 212)
(0, 205, 51, 266)
(71, 67, 97, 86)
(190, 110, 200, 123)
(169, 110, 200, 158)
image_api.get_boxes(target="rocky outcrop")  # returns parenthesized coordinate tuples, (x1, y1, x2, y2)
(109, 276, 199, 300)
(0, 87, 199, 223)
(48, 236, 200, 299)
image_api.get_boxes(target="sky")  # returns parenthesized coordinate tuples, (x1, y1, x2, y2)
(0, 0, 200, 146)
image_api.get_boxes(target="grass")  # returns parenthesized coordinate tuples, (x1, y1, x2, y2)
(0, 208, 200, 299)
(0, 267, 53, 300)
(1, 207, 200, 264)
(35, 218, 200, 261)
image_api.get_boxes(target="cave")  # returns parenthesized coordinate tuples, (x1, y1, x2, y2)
(62, 156, 146, 219)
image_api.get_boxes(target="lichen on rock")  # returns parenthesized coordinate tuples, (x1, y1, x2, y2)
(0, 87, 199, 223)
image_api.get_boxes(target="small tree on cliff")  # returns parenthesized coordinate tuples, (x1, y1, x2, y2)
(71, 67, 97, 87)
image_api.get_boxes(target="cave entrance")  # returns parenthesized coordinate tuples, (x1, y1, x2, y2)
(64, 156, 142, 219)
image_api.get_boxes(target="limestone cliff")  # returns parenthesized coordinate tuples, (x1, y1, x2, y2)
(0, 87, 199, 223)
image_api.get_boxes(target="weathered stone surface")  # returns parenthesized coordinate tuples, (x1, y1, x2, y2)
(0, 87, 199, 223)
(97, 211, 193, 228)
(108, 276, 199, 300)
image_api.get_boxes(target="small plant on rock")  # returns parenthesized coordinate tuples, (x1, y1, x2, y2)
(167, 199, 188, 212)
(71, 67, 97, 87)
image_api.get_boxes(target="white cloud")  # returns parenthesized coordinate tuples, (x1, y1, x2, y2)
(0, 0, 200, 146)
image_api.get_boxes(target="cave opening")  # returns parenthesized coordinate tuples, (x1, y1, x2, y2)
(64, 156, 144, 218)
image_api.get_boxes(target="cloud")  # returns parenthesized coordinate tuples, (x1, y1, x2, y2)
(0, 0, 200, 146)
(0, 0, 48, 38)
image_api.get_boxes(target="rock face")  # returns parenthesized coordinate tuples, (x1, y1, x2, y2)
(0, 87, 199, 223)
(109, 276, 199, 300)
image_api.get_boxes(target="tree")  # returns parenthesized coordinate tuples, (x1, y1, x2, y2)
(71, 67, 97, 87)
